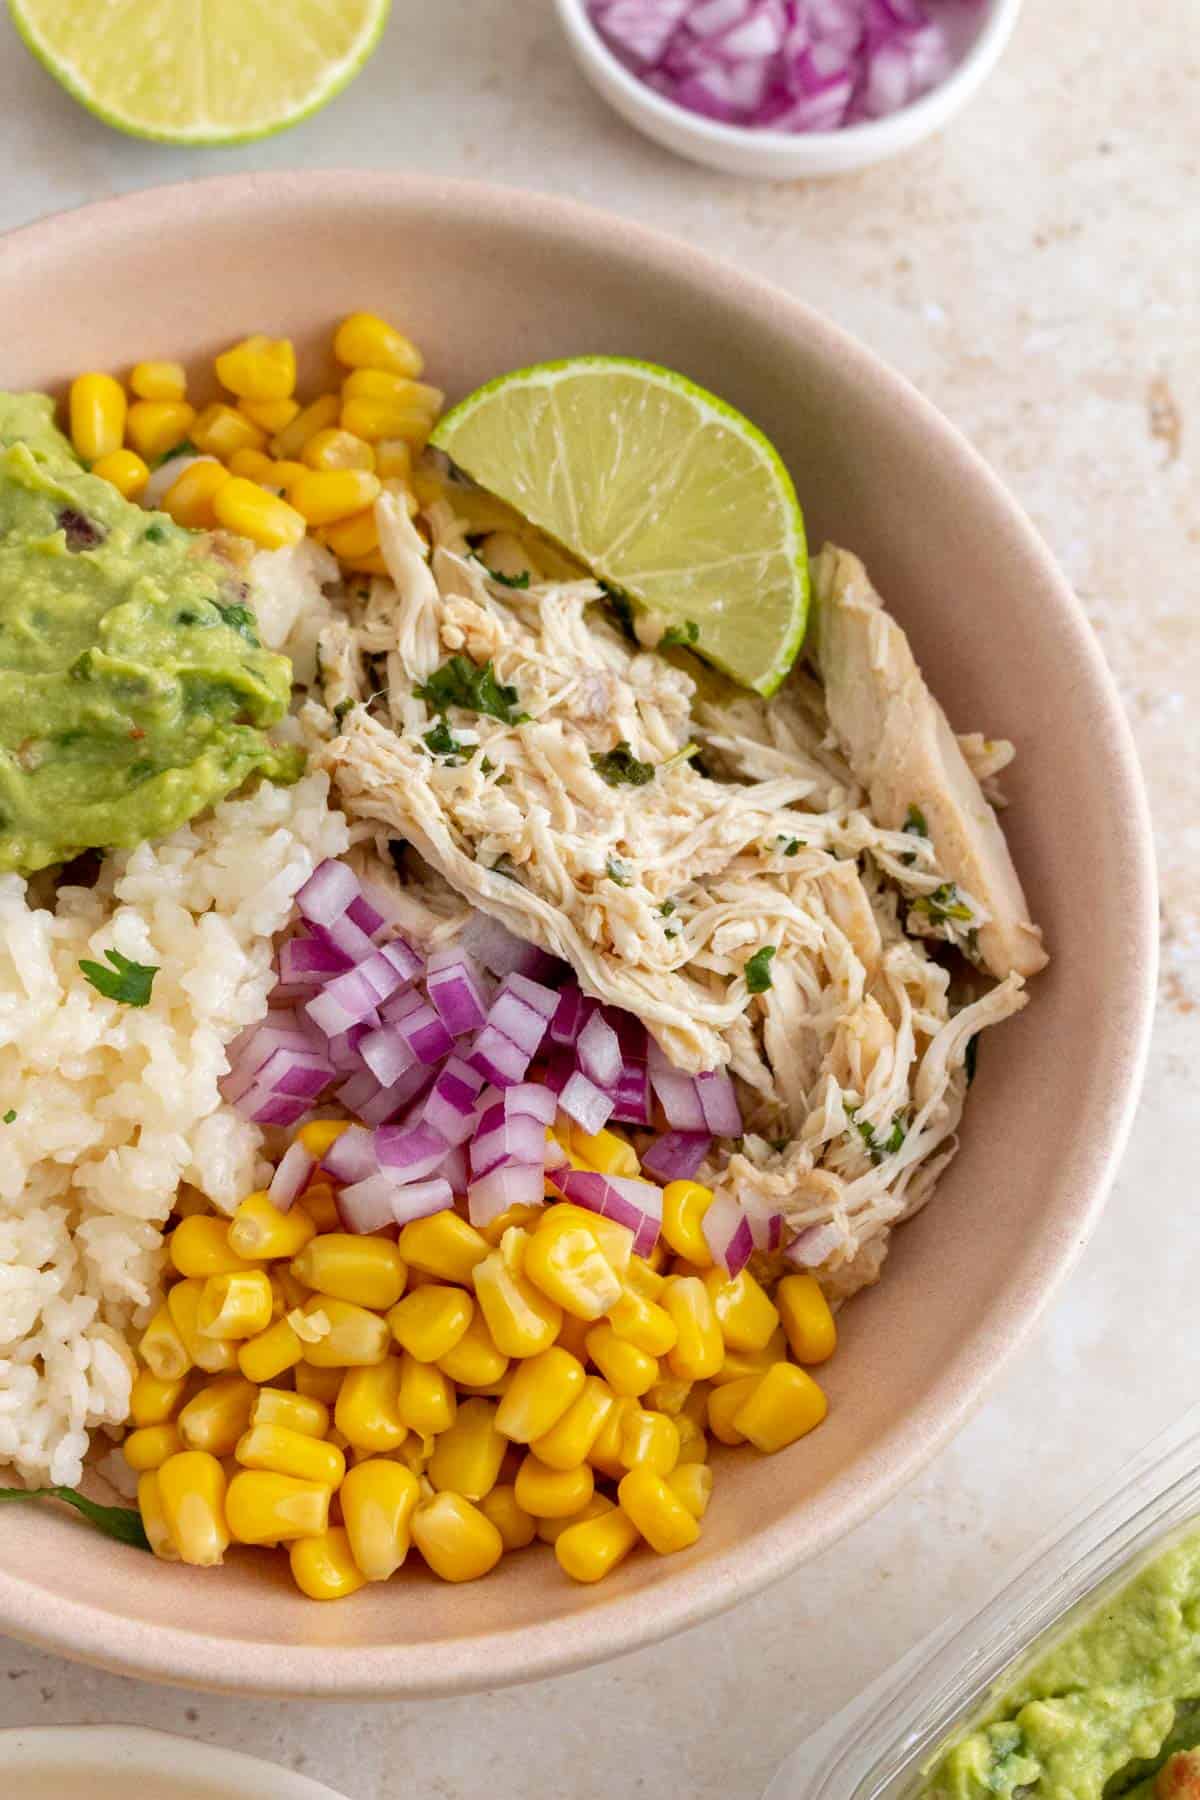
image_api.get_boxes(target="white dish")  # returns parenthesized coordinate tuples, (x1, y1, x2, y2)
(0, 1725, 347, 1799)
(553, 0, 1023, 178)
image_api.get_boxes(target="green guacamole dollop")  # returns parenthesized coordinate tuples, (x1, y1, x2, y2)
(919, 1527, 1200, 1799)
(0, 392, 301, 875)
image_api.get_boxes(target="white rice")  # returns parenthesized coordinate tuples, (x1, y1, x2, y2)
(0, 770, 348, 1486)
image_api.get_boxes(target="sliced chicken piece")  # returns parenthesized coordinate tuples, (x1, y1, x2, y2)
(811, 545, 1048, 981)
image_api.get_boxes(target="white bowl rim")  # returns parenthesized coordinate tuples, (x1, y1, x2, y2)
(0, 168, 1157, 1699)
(0, 1725, 346, 1798)
(554, 0, 1023, 159)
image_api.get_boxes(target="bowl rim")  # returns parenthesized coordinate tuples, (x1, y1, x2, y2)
(553, 0, 1024, 160)
(0, 168, 1158, 1698)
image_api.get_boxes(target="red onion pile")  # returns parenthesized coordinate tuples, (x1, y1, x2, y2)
(224, 858, 816, 1277)
(587, 0, 983, 133)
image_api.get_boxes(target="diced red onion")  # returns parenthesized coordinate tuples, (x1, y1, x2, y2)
(467, 1163, 546, 1228)
(230, 1048, 333, 1120)
(356, 944, 420, 1006)
(346, 891, 386, 938)
(641, 1130, 712, 1182)
(221, 1011, 319, 1100)
(296, 858, 360, 927)
(543, 1051, 575, 1096)
(375, 1120, 451, 1183)
(487, 989, 550, 1057)
(498, 1084, 557, 1126)
(602, 1006, 647, 1061)
(420, 1058, 486, 1146)
(468, 1024, 532, 1088)
(785, 1221, 842, 1267)
(346, 1064, 431, 1127)
(557, 1168, 661, 1255)
(325, 1024, 370, 1074)
(267, 1139, 316, 1212)
(242, 1086, 313, 1129)
(278, 933, 350, 989)
(741, 1195, 785, 1251)
(648, 1064, 706, 1132)
(312, 912, 378, 965)
(359, 1024, 419, 1090)
(337, 1172, 401, 1235)
(470, 1112, 548, 1178)
(695, 1069, 742, 1136)
(544, 1133, 570, 1173)
(425, 946, 492, 1037)
(701, 1192, 754, 1275)
(320, 1124, 379, 1185)
(440, 1143, 469, 1194)
(549, 984, 588, 1049)
(558, 1070, 615, 1137)
(383, 990, 455, 1065)
(460, 913, 561, 982)
(577, 1012, 621, 1088)
(305, 967, 382, 1038)
(502, 972, 560, 1020)
(606, 1061, 653, 1126)
(389, 1177, 455, 1226)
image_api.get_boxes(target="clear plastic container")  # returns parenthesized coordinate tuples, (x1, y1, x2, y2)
(767, 1406, 1200, 1798)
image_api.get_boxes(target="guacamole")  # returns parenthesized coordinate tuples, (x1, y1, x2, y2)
(0, 392, 300, 875)
(920, 1527, 1200, 1798)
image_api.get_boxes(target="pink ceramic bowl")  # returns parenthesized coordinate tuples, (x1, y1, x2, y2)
(0, 172, 1155, 1698)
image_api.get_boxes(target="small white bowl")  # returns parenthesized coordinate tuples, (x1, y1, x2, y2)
(554, 0, 1022, 177)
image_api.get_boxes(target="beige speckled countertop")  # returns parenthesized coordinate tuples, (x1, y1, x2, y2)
(0, 4, 1194, 1795)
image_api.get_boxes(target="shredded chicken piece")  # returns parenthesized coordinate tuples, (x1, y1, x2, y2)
(312, 497, 1044, 1302)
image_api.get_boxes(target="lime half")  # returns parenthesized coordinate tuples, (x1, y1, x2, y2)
(431, 357, 808, 696)
(9, 0, 389, 145)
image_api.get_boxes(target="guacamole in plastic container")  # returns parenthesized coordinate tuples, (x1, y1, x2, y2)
(768, 1408, 1200, 1800)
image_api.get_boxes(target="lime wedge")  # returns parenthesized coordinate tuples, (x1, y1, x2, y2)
(8, 0, 389, 144)
(431, 357, 808, 696)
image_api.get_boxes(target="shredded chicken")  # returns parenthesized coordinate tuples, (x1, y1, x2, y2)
(311, 493, 1042, 1301)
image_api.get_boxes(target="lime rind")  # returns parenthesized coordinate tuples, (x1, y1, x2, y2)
(431, 356, 808, 698)
(7, 0, 390, 146)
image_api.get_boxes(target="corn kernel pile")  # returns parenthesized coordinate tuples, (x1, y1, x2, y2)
(65, 312, 442, 578)
(131, 1119, 836, 1599)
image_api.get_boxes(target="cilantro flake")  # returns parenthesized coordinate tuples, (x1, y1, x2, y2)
(473, 555, 530, 590)
(214, 599, 260, 646)
(416, 656, 528, 726)
(0, 1484, 150, 1550)
(659, 900, 676, 917)
(777, 835, 803, 856)
(911, 882, 974, 925)
(745, 944, 777, 994)
(78, 948, 159, 1008)
(142, 523, 167, 544)
(660, 619, 699, 649)
(591, 742, 655, 788)
(332, 699, 354, 728)
(423, 719, 466, 763)
(605, 856, 632, 887)
(2, 1110, 14, 1124)
(848, 1107, 909, 1164)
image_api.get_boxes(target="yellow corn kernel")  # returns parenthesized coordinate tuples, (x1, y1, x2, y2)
(211, 476, 306, 550)
(123, 1422, 183, 1472)
(706, 1375, 758, 1446)
(290, 1525, 366, 1600)
(239, 395, 300, 435)
(292, 1233, 407, 1311)
(130, 1369, 187, 1428)
(703, 1267, 780, 1354)
(412, 1490, 503, 1582)
(675, 1413, 709, 1466)
(137, 1470, 180, 1561)
(567, 1123, 640, 1178)
(478, 1483, 536, 1552)
(236, 1422, 346, 1488)
(663, 1277, 724, 1381)
(530, 1376, 614, 1471)
(333, 312, 424, 378)
(709, 1327, 789, 1386)
(215, 334, 296, 403)
(437, 1310, 509, 1388)
(227, 446, 278, 483)
(394, 1432, 435, 1478)
(428, 1398, 506, 1500)
(510, 1452, 591, 1520)
(90, 447, 149, 499)
(226, 1469, 331, 1545)
(625, 1255, 666, 1303)
(776, 1274, 838, 1365)
(270, 392, 341, 460)
(178, 1376, 258, 1456)
(340, 1458, 420, 1580)
(289, 467, 381, 527)
(129, 359, 187, 402)
(618, 1464, 701, 1555)
(526, 1213, 623, 1321)
(334, 1360, 407, 1454)
(580, 1395, 629, 1479)
(302, 427, 375, 471)
(374, 438, 413, 482)
(535, 1493, 614, 1546)
(301, 1297, 391, 1368)
(296, 1119, 349, 1159)
(68, 371, 126, 461)
(340, 549, 391, 576)
(553, 1310, 593, 1362)
(493, 1345, 585, 1446)
(294, 1362, 344, 1405)
(237, 1316, 303, 1385)
(396, 1352, 456, 1435)
(252, 1387, 327, 1439)
(342, 369, 443, 413)
(395, 1213, 484, 1285)
(733, 1362, 828, 1452)
(322, 509, 380, 562)
(661, 1181, 715, 1266)
(197, 1269, 273, 1341)
(547, 1204, 634, 1279)
(170, 1214, 254, 1279)
(619, 1407, 680, 1476)
(645, 1375, 692, 1416)
(338, 393, 427, 445)
(608, 1286, 678, 1357)
(474, 1250, 562, 1359)
(157, 1450, 229, 1566)
(584, 1323, 658, 1399)
(228, 1191, 317, 1262)
(125, 399, 196, 461)
(477, 1203, 545, 1249)
(555, 1503, 639, 1582)
(167, 1279, 237, 1374)
(388, 1284, 473, 1362)
(667, 1462, 713, 1521)
(139, 1302, 192, 1383)
(161, 458, 232, 529)
(297, 1182, 341, 1234)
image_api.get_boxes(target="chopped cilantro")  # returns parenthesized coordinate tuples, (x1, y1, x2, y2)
(664, 925, 680, 939)
(473, 555, 530, 590)
(423, 718, 466, 763)
(142, 523, 167, 544)
(777, 835, 803, 856)
(659, 900, 676, 917)
(0, 1484, 150, 1550)
(416, 656, 528, 725)
(154, 439, 196, 467)
(848, 1107, 908, 1164)
(660, 619, 699, 649)
(605, 856, 631, 887)
(901, 803, 929, 865)
(745, 944, 777, 993)
(965, 1033, 979, 1087)
(911, 882, 974, 925)
(2, 1110, 14, 1125)
(78, 947, 159, 1008)
(332, 698, 354, 728)
(591, 742, 655, 788)
(214, 600, 259, 646)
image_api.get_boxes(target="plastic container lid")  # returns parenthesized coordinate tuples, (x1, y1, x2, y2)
(767, 1404, 1200, 1797)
